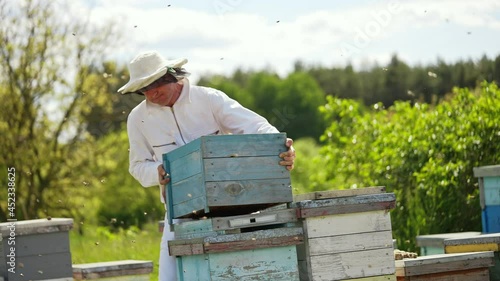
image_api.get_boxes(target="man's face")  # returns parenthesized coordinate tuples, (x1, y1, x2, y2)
(141, 76, 179, 106)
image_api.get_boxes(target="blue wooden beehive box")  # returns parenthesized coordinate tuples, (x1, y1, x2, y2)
(474, 165, 500, 233)
(169, 209, 303, 281)
(162, 133, 292, 225)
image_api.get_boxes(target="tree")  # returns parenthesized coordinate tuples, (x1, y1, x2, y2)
(383, 54, 411, 106)
(317, 82, 500, 251)
(0, 0, 122, 222)
(275, 72, 326, 140)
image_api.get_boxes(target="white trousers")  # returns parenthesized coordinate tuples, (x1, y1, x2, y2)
(159, 212, 177, 281)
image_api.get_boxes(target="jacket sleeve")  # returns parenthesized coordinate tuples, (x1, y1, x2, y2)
(207, 88, 279, 134)
(127, 112, 161, 188)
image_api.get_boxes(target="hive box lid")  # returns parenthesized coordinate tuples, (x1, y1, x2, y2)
(163, 133, 292, 225)
(0, 218, 73, 238)
(474, 165, 500, 177)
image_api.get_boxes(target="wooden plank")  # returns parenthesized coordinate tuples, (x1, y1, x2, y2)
(298, 200, 395, 218)
(443, 232, 500, 246)
(204, 235, 303, 253)
(171, 227, 303, 255)
(13, 232, 70, 256)
(169, 242, 205, 256)
(201, 133, 287, 158)
(479, 177, 485, 209)
(349, 275, 396, 281)
(445, 243, 499, 253)
(172, 195, 207, 219)
(482, 205, 500, 233)
(396, 268, 490, 281)
(416, 232, 481, 248)
(474, 165, 500, 177)
(7, 252, 73, 281)
(163, 138, 202, 162)
(207, 246, 299, 281)
(309, 248, 395, 280)
(308, 230, 394, 256)
(292, 193, 395, 210)
(72, 260, 153, 274)
(402, 259, 493, 277)
(294, 186, 386, 201)
(173, 219, 215, 240)
(176, 254, 210, 281)
(206, 178, 292, 206)
(171, 173, 205, 204)
(395, 252, 494, 276)
(169, 149, 202, 183)
(304, 210, 392, 238)
(204, 156, 289, 181)
(484, 177, 500, 205)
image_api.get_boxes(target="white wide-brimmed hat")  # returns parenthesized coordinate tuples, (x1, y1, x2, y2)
(118, 51, 188, 94)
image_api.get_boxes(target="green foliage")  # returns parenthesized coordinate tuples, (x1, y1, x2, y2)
(198, 71, 326, 140)
(316, 82, 500, 251)
(70, 222, 161, 280)
(290, 138, 329, 194)
(93, 129, 165, 230)
(0, 0, 123, 221)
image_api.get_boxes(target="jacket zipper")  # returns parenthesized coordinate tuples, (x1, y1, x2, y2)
(171, 107, 187, 145)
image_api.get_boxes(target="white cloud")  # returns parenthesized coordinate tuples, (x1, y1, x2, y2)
(76, 0, 500, 81)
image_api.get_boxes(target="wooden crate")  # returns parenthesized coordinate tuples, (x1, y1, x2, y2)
(416, 232, 481, 256)
(395, 252, 494, 281)
(162, 133, 292, 225)
(72, 260, 153, 280)
(0, 218, 73, 281)
(290, 189, 397, 281)
(170, 225, 303, 280)
(474, 164, 500, 233)
(444, 233, 500, 280)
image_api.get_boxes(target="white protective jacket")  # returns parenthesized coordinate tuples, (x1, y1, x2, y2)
(127, 79, 279, 202)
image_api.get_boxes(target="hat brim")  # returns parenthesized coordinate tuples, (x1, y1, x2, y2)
(118, 58, 187, 94)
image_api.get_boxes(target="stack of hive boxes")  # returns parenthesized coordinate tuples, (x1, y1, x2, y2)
(291, 187, 397, 281)
(163, 133, 303, 280)
(163, 133, 399, 280)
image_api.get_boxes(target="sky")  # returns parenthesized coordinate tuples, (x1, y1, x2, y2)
(77, 0, 500, 83)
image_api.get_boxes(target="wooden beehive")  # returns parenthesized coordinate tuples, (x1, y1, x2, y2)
(444, 233, 500, 281)
(395, 252, 494, 281)
(290, 187, 397, 281)
(162, 133, 292, 225)
(474, 164, 500, 233)
(169, 209, 303, 281)
(0, 218, 73, 281)
(72, 260, 153, 280)
(416, 232, 481, 256)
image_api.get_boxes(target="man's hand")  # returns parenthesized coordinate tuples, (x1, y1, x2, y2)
(279, 138, 296, 171)
(158, 164, 170, 200)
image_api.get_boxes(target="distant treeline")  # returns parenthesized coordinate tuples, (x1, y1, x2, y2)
(196, 53, 500, 140)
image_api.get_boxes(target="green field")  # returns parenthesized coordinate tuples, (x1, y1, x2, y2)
(70, 222, 162, 280)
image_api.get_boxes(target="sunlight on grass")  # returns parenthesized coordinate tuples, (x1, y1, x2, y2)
(70, 222, 161, 281)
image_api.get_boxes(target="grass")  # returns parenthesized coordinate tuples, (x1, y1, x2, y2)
(70, 222, 162, 281)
